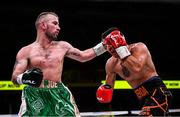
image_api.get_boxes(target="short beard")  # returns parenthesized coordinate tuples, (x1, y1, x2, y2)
(45, 31, 58, 41)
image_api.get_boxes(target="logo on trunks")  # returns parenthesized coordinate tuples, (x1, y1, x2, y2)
(32, 98, 44, 113)
(134, 86, 149, 99)
(44, 80, 58, 88)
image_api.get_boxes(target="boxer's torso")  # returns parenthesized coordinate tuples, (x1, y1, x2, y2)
(24, 41, 69, 83)
(108, 43, 158, 88)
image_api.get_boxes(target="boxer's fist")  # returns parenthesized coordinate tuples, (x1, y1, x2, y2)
(17, 68, 43, 87)
(102, 27, 127, 48)
(102, 27, 131, 59)
(96, 84, 113, 103)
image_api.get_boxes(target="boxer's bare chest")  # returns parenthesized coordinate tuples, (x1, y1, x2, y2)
(28, 45, 67, 68)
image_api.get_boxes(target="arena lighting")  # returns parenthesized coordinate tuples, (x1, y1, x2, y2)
(101, 80, 180, 89)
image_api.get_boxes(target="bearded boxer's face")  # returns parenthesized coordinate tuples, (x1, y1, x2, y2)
(45, 25, 59, 41)
(44, 15, 60, 41)
(106, 45, 119, 58)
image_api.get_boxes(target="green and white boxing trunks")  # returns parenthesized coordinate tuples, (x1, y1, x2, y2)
(18, 81, 80, 117)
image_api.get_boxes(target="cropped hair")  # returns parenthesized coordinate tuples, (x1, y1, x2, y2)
(35, 12, 59, 29)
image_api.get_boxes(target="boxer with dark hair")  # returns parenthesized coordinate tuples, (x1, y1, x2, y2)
(96, 27, 172, 116)
(11, 11, 106, 116)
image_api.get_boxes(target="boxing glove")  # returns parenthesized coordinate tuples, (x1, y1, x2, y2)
(96, 84, 113, 103)
(102, 27, 131, 59)
(16, 68, 43, 87)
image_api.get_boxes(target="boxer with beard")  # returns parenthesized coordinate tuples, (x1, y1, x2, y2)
(11, 12, 106, 116)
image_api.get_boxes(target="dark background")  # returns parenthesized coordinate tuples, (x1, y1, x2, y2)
(0, 0, 180, 115)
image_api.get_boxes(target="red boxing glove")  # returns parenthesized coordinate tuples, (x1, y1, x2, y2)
(102, 27, 131, 59)
(96, 84, 113, 103)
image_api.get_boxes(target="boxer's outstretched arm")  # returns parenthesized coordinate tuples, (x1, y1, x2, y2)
(65, 42, 106, 62)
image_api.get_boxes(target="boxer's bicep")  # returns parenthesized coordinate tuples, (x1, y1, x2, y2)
(12, 50, 28, 82)
(13, 59, 28, 73)
(66, 48, 81, 58)
(66, 46, 96, 62)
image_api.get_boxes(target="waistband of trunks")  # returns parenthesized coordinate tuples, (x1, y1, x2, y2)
(133, 76, 166, 100)
(39, 79, 62, 88)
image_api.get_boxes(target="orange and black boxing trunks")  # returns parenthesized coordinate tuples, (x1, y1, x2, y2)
(134, 76, 172, 116)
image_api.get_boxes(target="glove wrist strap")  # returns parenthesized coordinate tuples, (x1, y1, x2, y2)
(93, 42, 106, 56)
(16, 73, 23, 84)
(116, 46, 131, 59)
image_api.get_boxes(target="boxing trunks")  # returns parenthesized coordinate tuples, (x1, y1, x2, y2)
(18, 80, 80, 117)
(134, 76, 172, 116)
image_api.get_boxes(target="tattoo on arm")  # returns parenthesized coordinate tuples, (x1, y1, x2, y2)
(67, 52, 81, 57)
